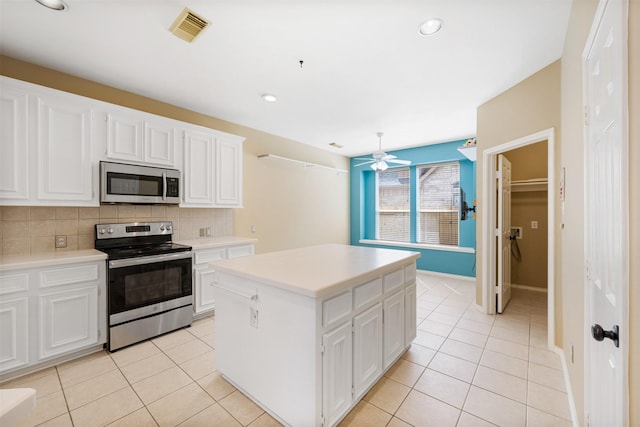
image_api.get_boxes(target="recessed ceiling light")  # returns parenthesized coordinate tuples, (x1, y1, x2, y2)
(34, 0, 67, 10)
(262, 94, 277, 102)
(419, 18, 443, 36)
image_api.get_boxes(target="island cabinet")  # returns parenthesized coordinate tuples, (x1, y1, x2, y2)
(211, 244, 419, 427)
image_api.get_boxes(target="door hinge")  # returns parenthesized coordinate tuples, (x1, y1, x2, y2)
(495, 228, 501, 237)
(320, 344, 325, 354)
(351, 386, 355, 397)
(320, 415, 325, 426)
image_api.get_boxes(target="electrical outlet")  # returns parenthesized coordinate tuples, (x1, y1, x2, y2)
(250, 307, 258, 328)
(205, 227, 211, 237)
(251, 225, 257, 233)
(511, 227, 523, 239)
(531, 220, 538, 229)
(55, 235, 67, 248)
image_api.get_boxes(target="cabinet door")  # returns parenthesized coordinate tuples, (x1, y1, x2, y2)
(144, 120, 175, 166)
(0, 82, 29, 202)
(215, 136, 243, 207)
(36, 94, 94, 203)
(383, 290, 405, 369)
(195, 268, 216, 315)
(353, 303, 382, 400)
(107, 112, 144, 162)
(322, 321, 352, 427)
(405, 283, 417, 346)
(0, 297, 29, 372)
(39, 285, 98, 359)
(182, 129, 215, 206)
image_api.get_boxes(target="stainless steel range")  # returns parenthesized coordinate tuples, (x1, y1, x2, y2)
(95, 221, 193, 351)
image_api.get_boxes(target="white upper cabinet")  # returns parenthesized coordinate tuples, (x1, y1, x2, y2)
(106, 110, 175, 167)
(182, 128, 245, 208)
(182, 128, 215, 206)
(215, 136, 244, 207)
(0, 81, 29, 201)
(0, 76, 96, 206)
(1, 76, 244, 208)
(35, 92, 94, 204)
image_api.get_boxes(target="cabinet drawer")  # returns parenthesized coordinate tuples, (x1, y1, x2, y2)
(194, 248, 226, 264)
(227, 244, 254, 259)
(323, 291, 352, 329)
(383, 268, 404, 293)
(0, 273, 29, 295)
(404, 264, 416, 283)
(40, 264, 99, 288)
(353, 278, 382, 311)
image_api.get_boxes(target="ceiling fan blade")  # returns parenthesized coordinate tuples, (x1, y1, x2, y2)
(353, 157, 374, 161)
(382, 154, 397, 160)
(387, 159, 412, 165)
(354, 160, 375, 167)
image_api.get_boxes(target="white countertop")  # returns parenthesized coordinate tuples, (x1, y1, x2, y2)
(176, 236, 257, 250)
(211, 244, 420, 298)
(0, 250, 107, 272)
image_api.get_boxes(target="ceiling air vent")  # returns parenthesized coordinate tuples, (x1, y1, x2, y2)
(169, 8, 209, 43)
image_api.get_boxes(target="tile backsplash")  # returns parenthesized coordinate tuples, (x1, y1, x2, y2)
(0, 206, 232, 256)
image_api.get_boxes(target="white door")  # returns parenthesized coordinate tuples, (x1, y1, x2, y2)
(584, 0, 628, 424)
(353, 303, 382, 400)
(382, 290, 405, 368)
(496, 154, 512, 313)
(322, 322, 352, 427)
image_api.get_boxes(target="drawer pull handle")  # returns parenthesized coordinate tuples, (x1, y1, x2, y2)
(213, 284, 258, 301)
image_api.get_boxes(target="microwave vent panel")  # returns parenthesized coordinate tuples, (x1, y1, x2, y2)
(169, 8, 209, 43)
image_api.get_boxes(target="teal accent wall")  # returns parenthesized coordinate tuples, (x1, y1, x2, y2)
(350, 139, 477, 277)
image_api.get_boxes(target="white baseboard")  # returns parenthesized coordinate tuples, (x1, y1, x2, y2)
(511, 283, 548, 293)
(416, 269, 476, 282)
(552, 345, 580, 426)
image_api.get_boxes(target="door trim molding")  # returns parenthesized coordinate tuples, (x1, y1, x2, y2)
(480, 128, 555, 349)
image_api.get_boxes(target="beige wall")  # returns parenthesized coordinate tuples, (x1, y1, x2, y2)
(475, 60, 561, 336)
(510, 191, 548, 289)
(0, 56, 350, 255)
(503, 142, 549, 289)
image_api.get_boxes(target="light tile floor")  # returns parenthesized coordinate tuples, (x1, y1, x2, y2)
(2, 272, 572, 426)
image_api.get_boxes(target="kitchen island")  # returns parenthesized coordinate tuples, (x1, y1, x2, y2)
(211, 244, 420, 427)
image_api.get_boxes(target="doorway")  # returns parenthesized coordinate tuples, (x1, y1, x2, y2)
(480, 128, 556, 348)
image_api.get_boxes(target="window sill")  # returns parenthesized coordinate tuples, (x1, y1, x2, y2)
(359, 239, 475, 254)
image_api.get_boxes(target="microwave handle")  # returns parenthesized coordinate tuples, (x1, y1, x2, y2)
(162, 172, 167, 201)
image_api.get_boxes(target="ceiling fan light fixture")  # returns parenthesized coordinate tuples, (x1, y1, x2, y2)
(34, 0, 67, 10)
(419, 18, 443, 36)
(262, 94, 277, 102)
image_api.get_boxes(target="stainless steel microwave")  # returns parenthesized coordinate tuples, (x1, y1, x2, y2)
(100, 161, 181, 205)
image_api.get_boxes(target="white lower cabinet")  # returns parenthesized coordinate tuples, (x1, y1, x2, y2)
(405, 282, 417, 346)
(383, 290, 405, 369)
(0, 297, 29, 372)
(39, 285, 99, 359)
(192, 243, 255, 316)
(322, 321, 353, 427)
(0, 260, 106, 376)
(353, 303, 383, 400)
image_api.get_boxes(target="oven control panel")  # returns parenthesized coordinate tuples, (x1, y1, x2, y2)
(96, 221, 174, 239)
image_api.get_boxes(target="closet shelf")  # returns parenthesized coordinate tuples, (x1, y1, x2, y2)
(512, 178, 548, 192)
(257, 154, 348, 174)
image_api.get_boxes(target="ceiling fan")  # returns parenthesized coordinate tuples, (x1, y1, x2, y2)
(353, 132, 412, 171)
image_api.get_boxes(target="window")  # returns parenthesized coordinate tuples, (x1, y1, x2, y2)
(417, 162, 460, 245)
(376, 162, 460, 246)
(377, 167, 410, 242)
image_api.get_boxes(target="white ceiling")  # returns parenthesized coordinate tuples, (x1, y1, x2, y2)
(0, 0, 572, 156)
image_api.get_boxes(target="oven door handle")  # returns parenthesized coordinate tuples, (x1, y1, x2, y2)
(109, 251, 192, 269)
